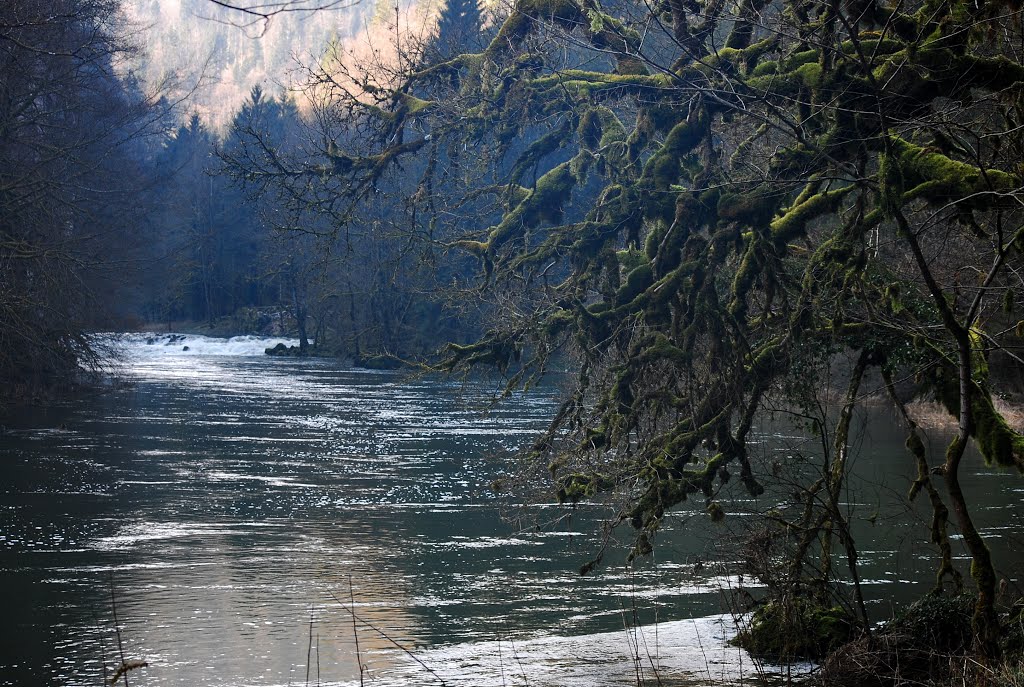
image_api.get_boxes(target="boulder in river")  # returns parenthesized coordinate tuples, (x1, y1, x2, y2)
(265, 343, 303, 357)
(353, 354, 408, 370)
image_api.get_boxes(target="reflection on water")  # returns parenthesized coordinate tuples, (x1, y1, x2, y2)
(0, 333, 1021, 686)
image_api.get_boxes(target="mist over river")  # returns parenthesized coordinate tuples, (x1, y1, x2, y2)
(1, 334, 1021, 686)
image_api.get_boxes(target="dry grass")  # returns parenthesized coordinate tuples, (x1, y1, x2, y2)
(906, 399, 1024, 433)
(815, 631, 957, 687)
(817, 638, 1024, 687)
(941, 656, 1024, 687)
(992, 660, 1024, 687)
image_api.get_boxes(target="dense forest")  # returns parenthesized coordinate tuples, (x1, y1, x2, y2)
(0, 0, 161, 397)
(138, 85, 478, 361)
(4, 0, 1024, 683)
(0, 0, 487, 393)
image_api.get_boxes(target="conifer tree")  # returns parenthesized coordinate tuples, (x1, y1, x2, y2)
(431, 0, 482, 60)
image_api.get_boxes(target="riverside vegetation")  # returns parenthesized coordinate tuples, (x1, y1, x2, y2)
(5, 0, 1024, 683)
(225, 0, 1024, 680)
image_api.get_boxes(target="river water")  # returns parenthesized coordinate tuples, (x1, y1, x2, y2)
(1, 334, 1021, 686)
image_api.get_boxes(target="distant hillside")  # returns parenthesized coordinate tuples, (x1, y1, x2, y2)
(125, 0, 438, 130)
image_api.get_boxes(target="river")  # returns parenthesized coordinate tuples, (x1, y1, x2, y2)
(1, 334, 1021, 686)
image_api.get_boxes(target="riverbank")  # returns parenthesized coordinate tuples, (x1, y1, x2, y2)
(736, 594, 1024, 687)
(908, 398, 1024, 432)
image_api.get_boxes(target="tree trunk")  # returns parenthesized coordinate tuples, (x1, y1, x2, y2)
(945, 337, 1000, 659)
(292, 283, 309, 354)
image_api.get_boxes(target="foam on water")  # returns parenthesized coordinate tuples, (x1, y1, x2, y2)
(110, 332, 305, 357)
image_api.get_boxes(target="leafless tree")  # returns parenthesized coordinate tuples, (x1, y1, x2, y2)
(0, 0, 163, 399)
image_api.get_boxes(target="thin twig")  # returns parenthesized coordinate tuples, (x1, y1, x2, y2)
(109, 574, 129, 687)
(691, 618, 713, 685)
(306, 605, 315, 687)
(502, 620, 529, 686)
(328, 587, 447, 686)
(496, 633, 506, 687)
(620, 602, 643, 686)
(349, 576, 365, 687)
(94, 612, 108, 686)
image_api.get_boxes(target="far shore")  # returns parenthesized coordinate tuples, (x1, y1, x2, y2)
(907, 398, 1024, 433)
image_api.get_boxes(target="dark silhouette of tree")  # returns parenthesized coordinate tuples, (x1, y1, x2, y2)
(147, 110, 263, 326)
(0, 0, 159, 400)
(430, 0, 483, 60)
(219, 69, 485, 362)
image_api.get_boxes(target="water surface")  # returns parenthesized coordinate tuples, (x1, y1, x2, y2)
(1, 334, 1021, 686)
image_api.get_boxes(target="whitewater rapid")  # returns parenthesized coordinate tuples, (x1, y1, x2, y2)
(111, 332, 305, 357)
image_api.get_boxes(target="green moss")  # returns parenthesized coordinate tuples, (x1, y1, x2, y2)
(839, 38, 902, 57)
(484, 0, 583, 58)
(578, 106, 627, 158)
(615, 247, 647, 273)
(729, 241, 761, 317)
(747, 336, 785, 376)
(482, 160, 580, 257)
(751, 60, 778, 77)
(696, 39, 776, 75)
(706, 500, 725, 521)
(528, 70, 671, 95)
(889, 137, 1019, 206)
(542, 308, 574, 336)
(733, 599, 856, 660)
(971, 391, 1024, 469)
(585, 7, 642, 56)
(794, 62, 824, 88)
(636, 333, 689, 365)
(717, 190, 776, 226)
(644, 222, 667, 259)
(780, 49, 818, 72)
(614, 264, 655, 307)
(577, 109, 603, 150)
(744, 55, 824, 94)
(923, 341, 1024, 470)
(641, 111, 708, 193)
(453, 239, 488, 256)
(770, 188, 851, 244)
(739, 37, 778, 72)
(663, 112, 707, 157)
(957, 54, 1024, 90)
(442, 338, 520, 371)
(879, 151, 904, 218)
(647, 152, 681, 190)
(510, 124, 570, 183)
(398, 92, 432, 114)
(724, 0, 770, 50)
(889, 594, 974, 653)
(555, 471, 614, 503)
